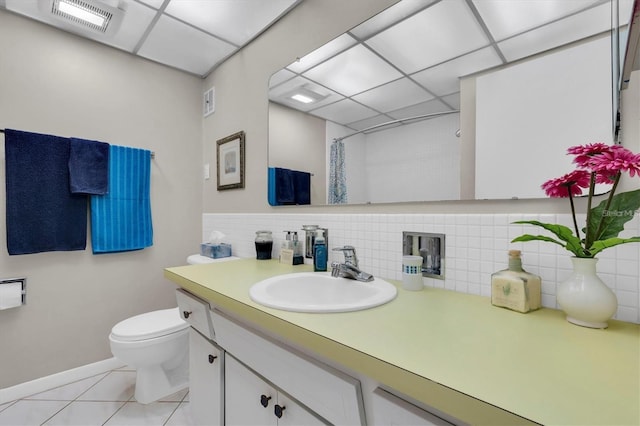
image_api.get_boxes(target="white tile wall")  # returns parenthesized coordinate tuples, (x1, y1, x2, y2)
(203, 212, 640, 324)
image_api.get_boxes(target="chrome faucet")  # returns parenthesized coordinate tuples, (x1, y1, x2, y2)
(331, 246, 374, 282)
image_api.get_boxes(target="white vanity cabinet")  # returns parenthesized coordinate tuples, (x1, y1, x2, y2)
(225, 355, 327, 425)
(189, 328, 224, 426)
(176, 288, 456, 425)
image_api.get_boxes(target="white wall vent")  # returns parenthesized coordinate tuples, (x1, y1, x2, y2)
(204, 87, 215, 117)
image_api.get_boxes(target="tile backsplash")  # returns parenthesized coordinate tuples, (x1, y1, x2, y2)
(203, 212, 640, 324)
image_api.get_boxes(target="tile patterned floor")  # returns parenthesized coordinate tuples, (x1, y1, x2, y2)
(0, 367, 194, 426)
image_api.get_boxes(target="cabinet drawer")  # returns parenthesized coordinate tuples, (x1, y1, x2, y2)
(175, 289, 215, 339)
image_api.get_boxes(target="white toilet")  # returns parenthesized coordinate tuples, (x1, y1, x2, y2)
(109, 307, 189, 404)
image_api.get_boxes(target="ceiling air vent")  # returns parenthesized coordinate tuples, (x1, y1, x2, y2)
(38, 0, 125, 36)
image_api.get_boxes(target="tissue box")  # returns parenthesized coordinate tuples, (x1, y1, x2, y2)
(200, 243, 232, 259)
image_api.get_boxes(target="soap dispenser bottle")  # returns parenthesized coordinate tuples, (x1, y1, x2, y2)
(491, 250, 541, 313)
(292, 232, 304, 265)
(313, 230, 327, 272)
(282, 231, 292, 250)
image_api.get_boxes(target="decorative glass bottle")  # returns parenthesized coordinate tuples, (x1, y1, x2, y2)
(491, 250, 541, 313)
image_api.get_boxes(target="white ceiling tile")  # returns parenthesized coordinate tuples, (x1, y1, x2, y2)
(352, 78, 434, 113)
(347, 114, 401, 132)
(497, 3, 613, 62)
(286, 34, 358, 73)
(165, 0, 298, 46)
(387, 99, 455, 121)
(136, 0, 165, 9)
(311, 99, 379, 124)
(302, 44, 403, 97)
(411, 47, 503, 96)
(107, 1, 157, 52)
(473, 0, 602, 41)
(441, 93, 460, 110)
(349, 0, 437, 40)
(365, 0, 489, 74)
(138, 15, 236, 76)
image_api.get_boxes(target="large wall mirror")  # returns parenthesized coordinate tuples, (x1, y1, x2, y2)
(268, 0, 634, 206)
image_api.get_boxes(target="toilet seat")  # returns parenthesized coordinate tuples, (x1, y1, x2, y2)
(111, 308, 188, 342)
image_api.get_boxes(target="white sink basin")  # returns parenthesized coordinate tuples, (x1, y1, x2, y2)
(249, 272, 397, 313)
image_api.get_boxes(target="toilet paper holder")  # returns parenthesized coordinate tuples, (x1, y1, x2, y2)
(0, 277, 27, 310)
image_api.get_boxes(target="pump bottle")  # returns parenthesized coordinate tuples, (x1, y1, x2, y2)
(313, 230, 327, 272)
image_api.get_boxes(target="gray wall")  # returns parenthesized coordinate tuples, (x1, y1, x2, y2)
(0, 11, 203, 388)
(268, 102, 326, 205)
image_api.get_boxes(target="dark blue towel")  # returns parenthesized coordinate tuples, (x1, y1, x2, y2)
(69, 138, 110, 195)
(274, 167, 295, 205)
(4, 129, 87, 255)
(292, 170, 311, 205)
(90, 145, 153, 253)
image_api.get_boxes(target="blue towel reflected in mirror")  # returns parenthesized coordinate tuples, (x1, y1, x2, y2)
(268, 167, 311, 206)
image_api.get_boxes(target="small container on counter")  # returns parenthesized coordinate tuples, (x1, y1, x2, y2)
(255, 230, 273, 260)
(313, 230, 327, 272)
(292, 232, 304, 265)
(491, 250, 541, 313)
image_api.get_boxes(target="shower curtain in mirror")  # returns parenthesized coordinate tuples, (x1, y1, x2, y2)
(328, 140, 347, 204)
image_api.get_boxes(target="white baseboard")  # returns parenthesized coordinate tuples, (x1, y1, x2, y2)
(0, 357, 126, 404)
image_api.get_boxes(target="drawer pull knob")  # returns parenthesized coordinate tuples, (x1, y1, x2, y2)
(183, 310, 192, 319)
(208, 354, 217, 364)
(274, 404, 286, 418)
(260, 395, 272, 408)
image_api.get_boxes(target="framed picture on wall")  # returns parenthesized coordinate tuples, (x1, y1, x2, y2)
(216, 131, 245, 190)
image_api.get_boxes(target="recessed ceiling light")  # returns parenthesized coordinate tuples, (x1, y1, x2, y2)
(39, 0, 126, 35)
(57, 0, 107, 27)
(287, 86, 330, 105)
(291, 93, 315, 104)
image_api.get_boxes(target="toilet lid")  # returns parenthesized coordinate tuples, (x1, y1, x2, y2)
(111, 307, 188, 342)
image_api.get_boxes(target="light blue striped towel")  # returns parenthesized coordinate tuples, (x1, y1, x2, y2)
(91, 145, 153, 253)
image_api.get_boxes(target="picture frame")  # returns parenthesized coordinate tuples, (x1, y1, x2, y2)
(216, 131, 245, 190)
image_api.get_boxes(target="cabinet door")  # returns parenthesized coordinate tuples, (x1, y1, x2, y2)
(276, 392, 328, 426)
(189, 328, 224, 426)
(226, 355, 276, 426)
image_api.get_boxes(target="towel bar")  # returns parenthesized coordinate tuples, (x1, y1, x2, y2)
(1, 129, 155, 159)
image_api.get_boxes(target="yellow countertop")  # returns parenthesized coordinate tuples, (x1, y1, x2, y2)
(165, 258, 640, 426)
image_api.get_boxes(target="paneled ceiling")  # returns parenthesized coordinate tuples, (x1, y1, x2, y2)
(269, 0, 634, 132)
(1, 0, 634, 131)
(0, 0, 302, 77)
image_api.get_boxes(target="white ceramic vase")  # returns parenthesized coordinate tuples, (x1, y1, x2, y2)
(556, 257, 618, 329)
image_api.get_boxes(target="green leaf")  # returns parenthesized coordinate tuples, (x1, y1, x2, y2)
(589, 236, 640, 256)
(511, 233, 565, 246)
(511, 220, 585, 256)
(588, 189, 640, 242)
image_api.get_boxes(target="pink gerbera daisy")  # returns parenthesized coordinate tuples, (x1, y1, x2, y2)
(541, 170, 591, 198)
(568, 143, 613, 168)
(589, 145, 640, 177)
